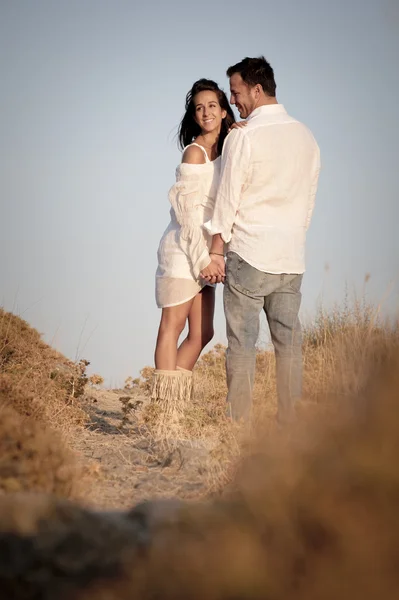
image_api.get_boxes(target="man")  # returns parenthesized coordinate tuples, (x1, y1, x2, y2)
(201, 56, 320, 423)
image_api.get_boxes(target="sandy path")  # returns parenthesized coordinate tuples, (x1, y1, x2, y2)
(71, 389, 213, 510)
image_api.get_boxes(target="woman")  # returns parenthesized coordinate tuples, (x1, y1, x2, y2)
(152, 79, 235, 405)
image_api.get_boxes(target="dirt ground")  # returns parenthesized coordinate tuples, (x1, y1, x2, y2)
(71, 388, 221, 510)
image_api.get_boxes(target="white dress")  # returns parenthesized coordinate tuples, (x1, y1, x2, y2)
(156, 143, 221, 308)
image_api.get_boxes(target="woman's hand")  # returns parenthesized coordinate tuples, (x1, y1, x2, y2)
(228, 121, 247, 132)
(200, 255, 225, 284)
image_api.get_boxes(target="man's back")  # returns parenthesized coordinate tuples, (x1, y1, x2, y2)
(211, 104, 320, 274)
(203, 56, 320, 425)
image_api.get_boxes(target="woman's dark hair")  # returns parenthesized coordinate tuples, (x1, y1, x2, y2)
(178, 79, 235, 156)
(227, 56, 276, 97)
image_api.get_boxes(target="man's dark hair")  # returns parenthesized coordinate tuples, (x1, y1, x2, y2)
(226, 56, 276, 97)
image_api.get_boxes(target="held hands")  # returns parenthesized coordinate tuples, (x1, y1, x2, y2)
(200, 254, 225, 284)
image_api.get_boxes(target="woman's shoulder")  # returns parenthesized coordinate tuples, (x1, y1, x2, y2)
(181, 143, 207, 165)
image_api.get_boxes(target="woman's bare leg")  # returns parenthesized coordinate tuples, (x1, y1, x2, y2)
(176, 286, 215, 371)
(154, 298, 195, 370)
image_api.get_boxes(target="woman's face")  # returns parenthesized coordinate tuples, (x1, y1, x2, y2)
(193, 90, 227, 135)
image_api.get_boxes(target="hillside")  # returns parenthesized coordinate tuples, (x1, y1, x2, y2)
(0, 302, 399, 599)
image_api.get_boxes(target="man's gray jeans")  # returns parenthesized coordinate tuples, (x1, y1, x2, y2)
(224, 252, 303, 423)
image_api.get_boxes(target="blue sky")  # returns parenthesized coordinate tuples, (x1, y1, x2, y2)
(1, 0, 398, 384)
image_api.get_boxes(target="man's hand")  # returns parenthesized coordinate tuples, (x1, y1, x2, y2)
(200, 255, 225, 284)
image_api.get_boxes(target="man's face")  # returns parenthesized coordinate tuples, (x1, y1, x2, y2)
(229, 73, 257, 119)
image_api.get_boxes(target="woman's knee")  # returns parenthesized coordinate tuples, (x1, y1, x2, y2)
(159, 315, 186, 339)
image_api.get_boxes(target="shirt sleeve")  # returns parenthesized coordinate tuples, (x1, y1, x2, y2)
(168, 165, 211, 278)
(204, 129, 251, 243)
(306, 144, 321, 230)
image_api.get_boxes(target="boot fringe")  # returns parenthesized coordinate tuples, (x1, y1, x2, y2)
(150, 370, 192, 404)
(147, 370, 193, 443)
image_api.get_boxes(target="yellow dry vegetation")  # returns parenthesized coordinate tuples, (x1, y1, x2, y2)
(0, 335, 399, 599)
(0, 309, 88, 498)
(1, 299, 399, 599)
(136, 299, 399, 489)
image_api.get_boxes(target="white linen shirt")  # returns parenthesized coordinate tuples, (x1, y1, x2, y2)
(204, 104, 320, 274)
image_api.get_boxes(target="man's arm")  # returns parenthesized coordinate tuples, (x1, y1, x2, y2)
(200, 233, 225, 283)
(204, 129, 251, 242)
(306, 145, 321, 230)
(201, 130, 251, 281)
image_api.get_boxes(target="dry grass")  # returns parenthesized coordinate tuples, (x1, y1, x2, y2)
(0, 309, 88, 430)
(129, 299, 399, 494)
(0, 339, 399, 598)
(0, 308, 90, 498)
(110, 303, 389, 513)
(192, 297, 399, 422)
(134, 348, 399, 600)
(0, 298, 398, 598)
(0, 401, 79, 497)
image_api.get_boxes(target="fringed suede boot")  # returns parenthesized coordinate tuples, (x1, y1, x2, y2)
(150, 369, 183, 403)
(176, 366, 193, 401)
(148, 369, 192, 443)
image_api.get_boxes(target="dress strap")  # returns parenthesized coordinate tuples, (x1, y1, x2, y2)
(184, 142, 210, 163)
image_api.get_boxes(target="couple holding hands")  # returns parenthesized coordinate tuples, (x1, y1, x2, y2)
(153, 56, 320, 424)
